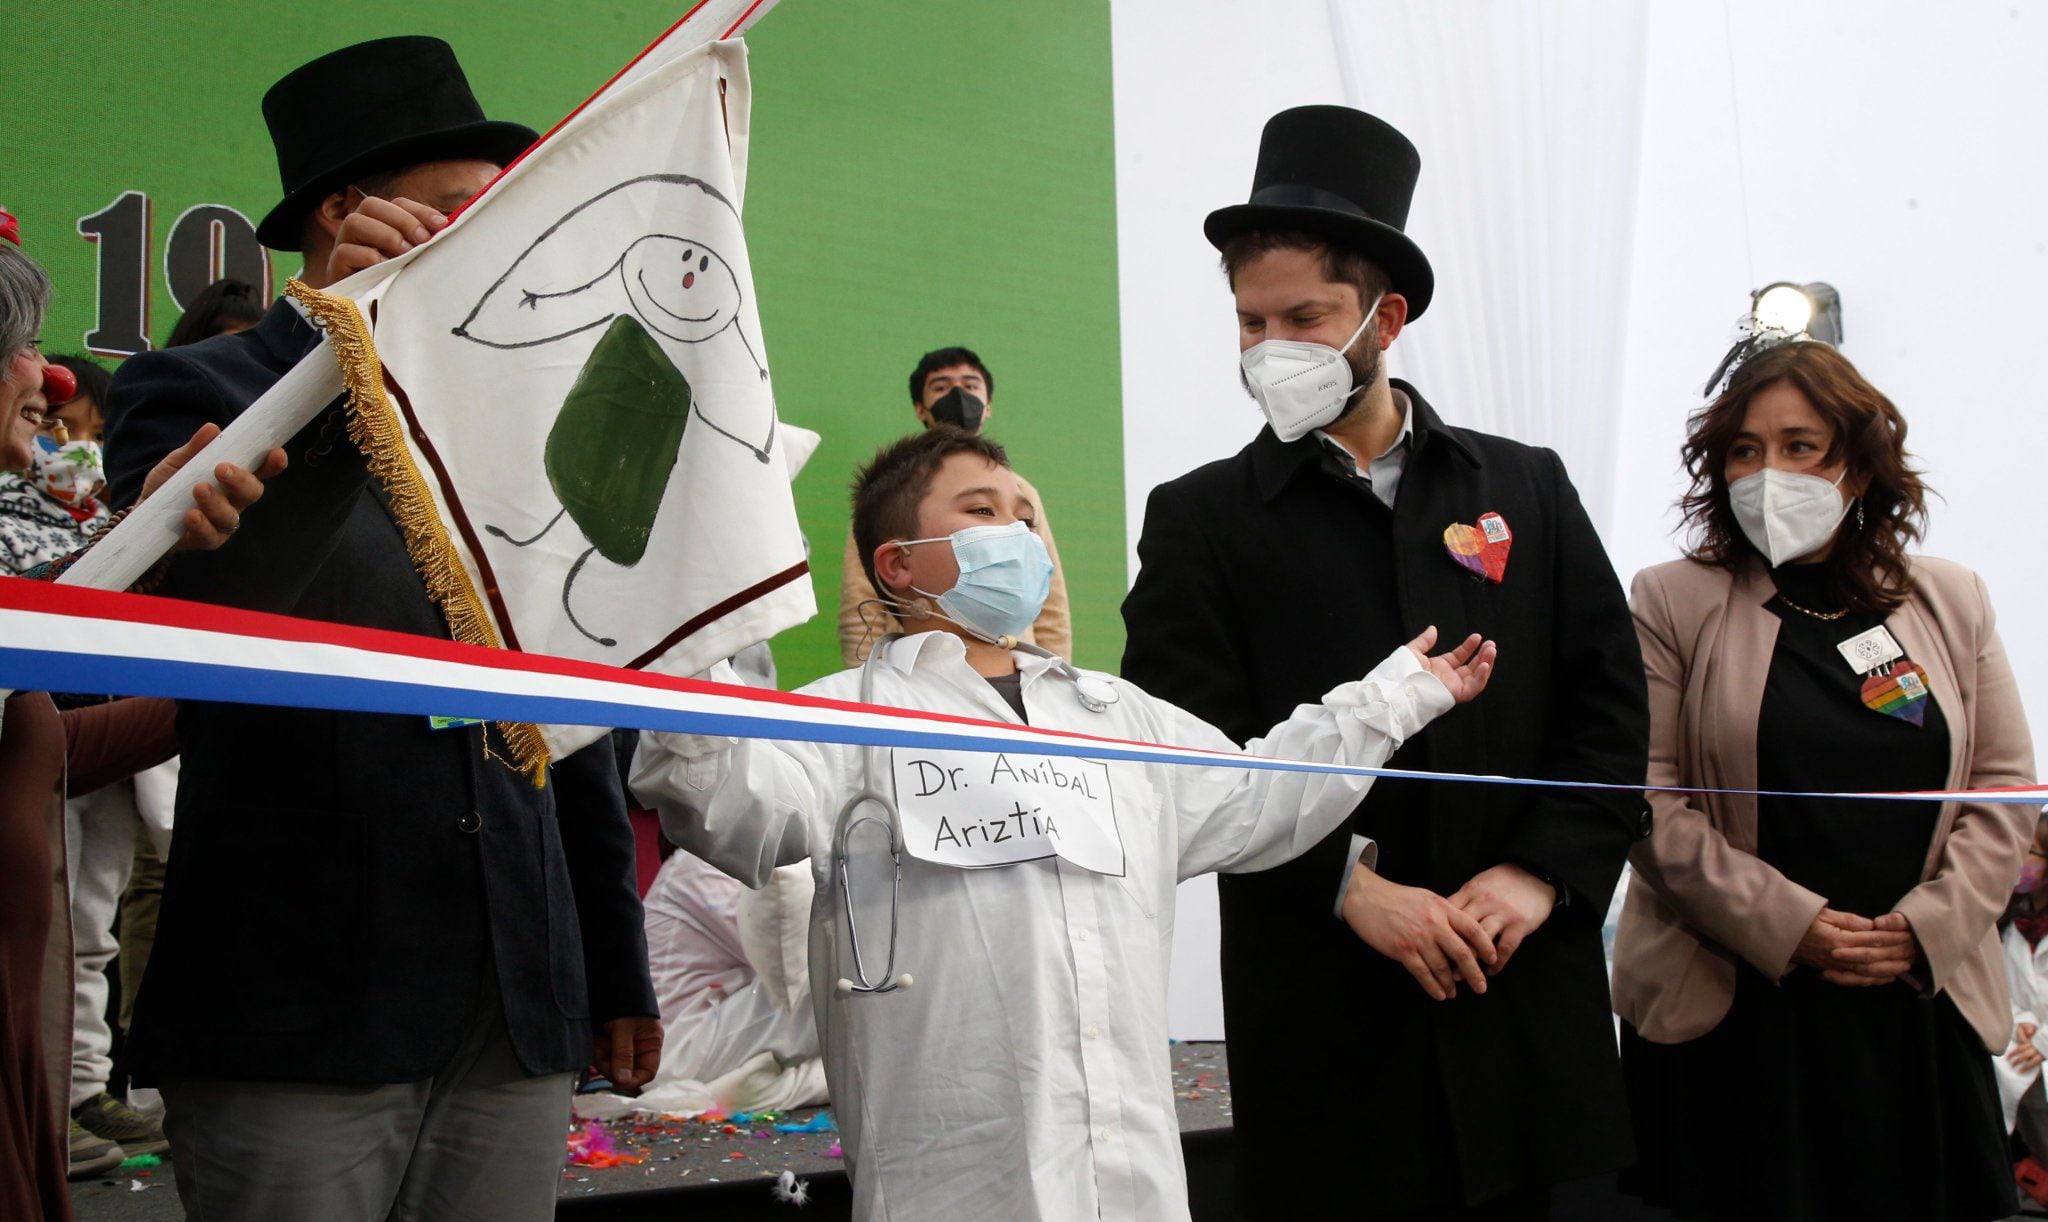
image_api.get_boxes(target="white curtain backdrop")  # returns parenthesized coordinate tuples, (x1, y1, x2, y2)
(1114, 0, 2048, 1040)
(1328, 0, 1651, 527)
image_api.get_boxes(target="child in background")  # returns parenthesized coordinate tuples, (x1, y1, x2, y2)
(635, 852, 824, 1116)
(632, 427, 1497, 1221)
(1999, 810, 2048, 1208)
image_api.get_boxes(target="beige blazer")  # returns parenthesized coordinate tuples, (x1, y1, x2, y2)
(1612, 555, 2037, 1051)
(835, 469, 1072, 667)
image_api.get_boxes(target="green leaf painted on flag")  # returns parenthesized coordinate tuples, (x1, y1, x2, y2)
(544, 314, 690, 567)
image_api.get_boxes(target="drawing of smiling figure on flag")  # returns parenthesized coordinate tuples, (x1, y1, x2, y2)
(315, 36, 812, 752)
(449, 172, 777, 644)
(452, 173, 774, 454)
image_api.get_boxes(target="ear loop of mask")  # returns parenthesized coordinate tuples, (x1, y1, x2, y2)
(1340, 301, 1379, 357)
(863, 539, 1020, 650)
(853, 540, 946, 660)
(1331, 299, 1381, 407)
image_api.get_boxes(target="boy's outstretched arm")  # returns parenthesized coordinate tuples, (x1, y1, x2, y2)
(1168, 628, 1494, 882)
(628, 663, 833, 888)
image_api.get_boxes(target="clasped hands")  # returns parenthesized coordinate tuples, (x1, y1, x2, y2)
(1337, 628, 1529, 1001)
(1792, 906, 1921, 987)
(1341, 860, 1556, 1002)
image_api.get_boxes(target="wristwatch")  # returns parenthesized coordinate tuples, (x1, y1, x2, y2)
(1519, 862, 1568, 909)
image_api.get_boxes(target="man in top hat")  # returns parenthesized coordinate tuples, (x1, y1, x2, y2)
(1121, 106, 1649, 1217)
(102, 37, 659, 1221)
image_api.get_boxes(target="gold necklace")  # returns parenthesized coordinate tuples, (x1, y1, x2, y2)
(1775, 590, 1847, 621)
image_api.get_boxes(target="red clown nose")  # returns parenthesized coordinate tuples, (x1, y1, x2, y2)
(40, 361, 78, 406)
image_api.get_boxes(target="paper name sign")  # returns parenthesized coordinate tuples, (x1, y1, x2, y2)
(891, 749, 1127, 876)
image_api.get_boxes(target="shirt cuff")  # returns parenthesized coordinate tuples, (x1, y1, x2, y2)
(1324, 644, 1455, 747)
(1332, 834, 1380, 919)
(636, 661, 744, 791)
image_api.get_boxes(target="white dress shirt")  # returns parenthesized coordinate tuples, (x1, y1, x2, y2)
(1314, 387, 1414, 510)
(631, 632, 1450, 1221)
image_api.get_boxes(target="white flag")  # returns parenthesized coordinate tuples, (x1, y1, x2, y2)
(307, 38, 811, 767)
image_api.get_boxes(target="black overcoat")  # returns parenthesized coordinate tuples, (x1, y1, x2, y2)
(104, 300, 656, 1086)
(1122, 382, 1649, 1214)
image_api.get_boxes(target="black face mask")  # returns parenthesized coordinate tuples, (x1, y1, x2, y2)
(928, 386, 987, 431)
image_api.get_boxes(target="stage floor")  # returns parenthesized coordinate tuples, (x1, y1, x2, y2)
(67, 1039, 2048, 1221)
(70, 1042, 1235, 1221)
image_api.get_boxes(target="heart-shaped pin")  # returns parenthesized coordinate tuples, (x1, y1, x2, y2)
(1860, 659, 1931, 726)
(1443, 512, 1512, 583)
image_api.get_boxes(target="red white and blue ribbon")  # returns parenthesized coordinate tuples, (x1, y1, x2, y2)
(1, 576, 2044, 806)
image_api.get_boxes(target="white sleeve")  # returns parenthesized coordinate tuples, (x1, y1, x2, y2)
(1169, 644, 1452, 881)
(629, 667, 841, 888)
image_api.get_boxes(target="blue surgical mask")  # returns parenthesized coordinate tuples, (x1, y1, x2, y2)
(895, 521, 1053, 642)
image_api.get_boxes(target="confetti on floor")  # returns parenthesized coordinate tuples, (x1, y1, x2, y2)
(537, 1046, 1232, 1200)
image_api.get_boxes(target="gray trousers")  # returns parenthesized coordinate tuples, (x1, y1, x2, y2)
(65, 781, 136, 1105)
(161, 985, 574, 1222)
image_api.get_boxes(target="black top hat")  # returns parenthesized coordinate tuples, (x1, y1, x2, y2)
(1205, 106, 1435, 319)
(255, 36, 538, 251)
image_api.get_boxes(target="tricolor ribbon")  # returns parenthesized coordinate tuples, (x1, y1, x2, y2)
(1, 576, 2043, 806)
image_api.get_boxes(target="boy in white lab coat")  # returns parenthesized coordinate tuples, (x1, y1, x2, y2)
(631, 428, 1496, 1222)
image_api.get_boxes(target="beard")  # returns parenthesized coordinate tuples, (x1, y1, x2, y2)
(1323, 337, 1384, 431)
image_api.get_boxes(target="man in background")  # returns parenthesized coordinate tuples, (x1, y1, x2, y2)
(836, 345, 1070, 664)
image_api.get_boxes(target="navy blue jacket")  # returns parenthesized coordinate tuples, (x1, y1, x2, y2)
(106, 300, 655, 1084)
(1122, 383, 1649, 1213)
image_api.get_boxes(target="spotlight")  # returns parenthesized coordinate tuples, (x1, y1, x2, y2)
(1750, 280, 1843, 345)
(1704, 280, 1847, 394)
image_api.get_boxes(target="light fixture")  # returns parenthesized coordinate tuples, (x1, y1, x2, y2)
(1750, 280, 1843, 345)
(1704, 280, 1847, 394)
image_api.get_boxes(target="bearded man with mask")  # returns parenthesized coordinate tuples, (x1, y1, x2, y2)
(836, 345, 1071, 665)
(1121, 107, 1650, 1219)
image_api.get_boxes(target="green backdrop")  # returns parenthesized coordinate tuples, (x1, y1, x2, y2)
(15, 0, 1126, 687)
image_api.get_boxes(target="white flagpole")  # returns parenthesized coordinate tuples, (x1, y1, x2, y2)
(57, 340, 345, 591)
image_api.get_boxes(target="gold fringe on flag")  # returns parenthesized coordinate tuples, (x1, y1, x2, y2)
(286, 279, 551, 786)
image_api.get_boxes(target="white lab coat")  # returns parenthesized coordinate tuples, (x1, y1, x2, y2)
(631, 632, 1449, 1221)
(1999, 921, 2048, 1130)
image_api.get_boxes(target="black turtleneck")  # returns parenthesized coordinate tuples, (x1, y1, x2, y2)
(1755, 562, 1950, 915)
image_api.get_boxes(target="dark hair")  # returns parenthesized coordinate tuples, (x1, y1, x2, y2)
(1679, 341, 1928, 613)
(908, 346, 993, 406)
(167, 279, 265, 348)
(1218, 230, 1391, 305)
(47, 354, 113, 410)
(851, 426, 1011, 596)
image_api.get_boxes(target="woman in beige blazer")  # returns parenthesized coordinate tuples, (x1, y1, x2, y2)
(1612, 340, 2036, 1221)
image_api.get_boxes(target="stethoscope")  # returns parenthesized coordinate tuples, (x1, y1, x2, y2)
(831, 632, 1118, 997)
